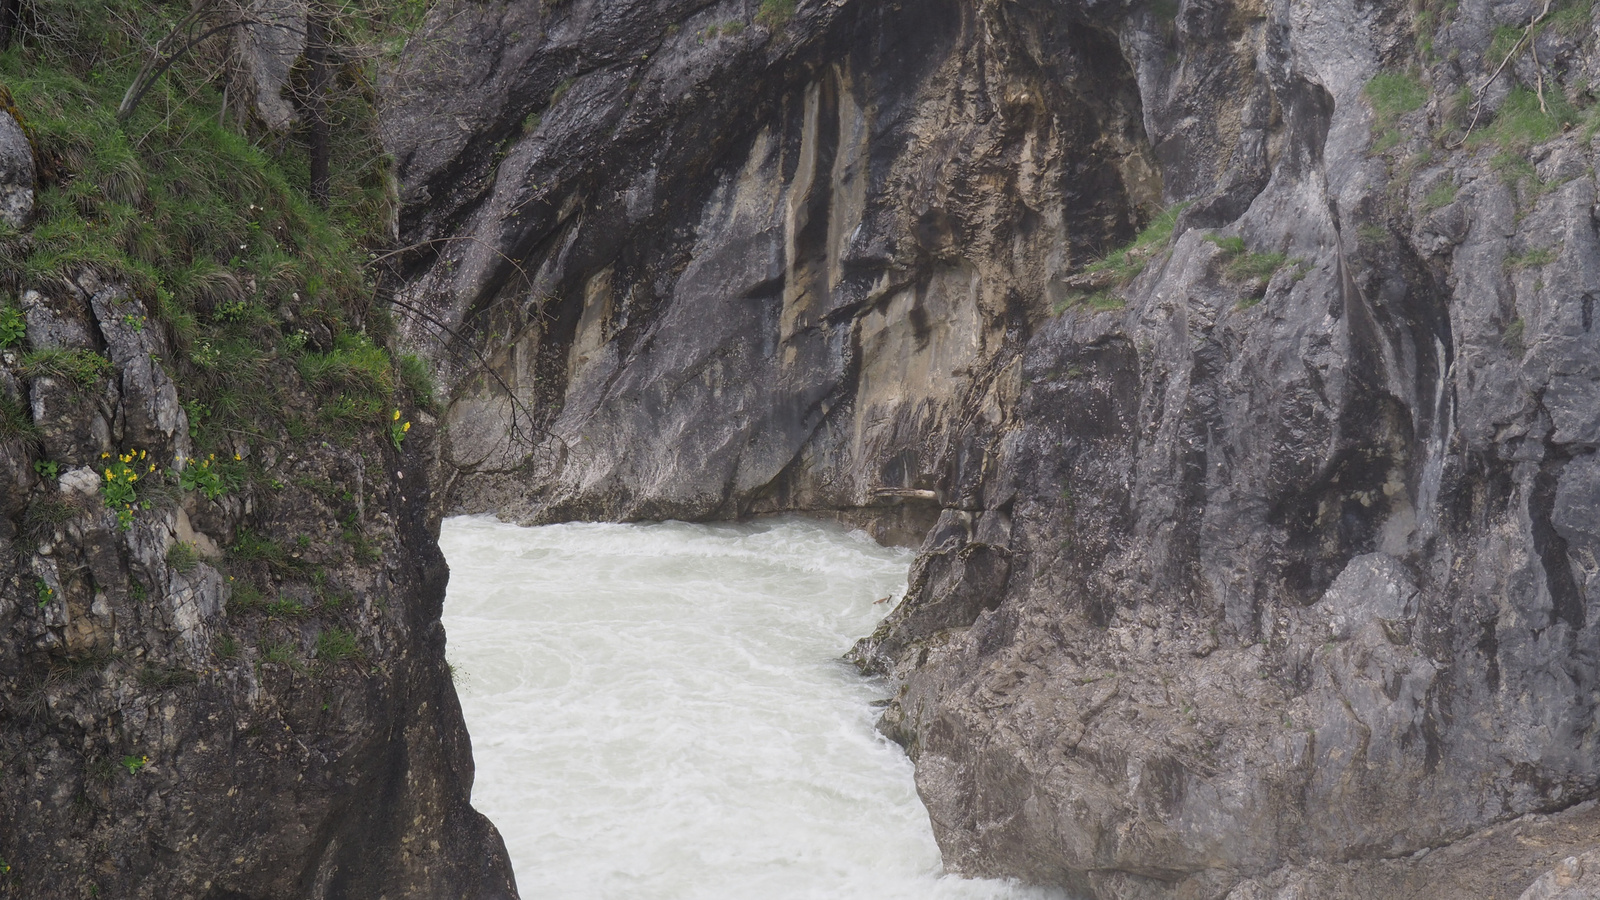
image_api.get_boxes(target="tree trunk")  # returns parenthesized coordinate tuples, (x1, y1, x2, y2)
(306, 5, 331, 209)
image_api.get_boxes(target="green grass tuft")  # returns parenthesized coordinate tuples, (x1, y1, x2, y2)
(755, 0, 797, 29)
(1366, 71, 1428, 123)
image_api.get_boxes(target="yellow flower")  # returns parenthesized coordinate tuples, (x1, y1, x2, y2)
(149, 464, 156, 472)
(104, 469, 112, 479)
(403, 422, 411, 432)
(393, 409, 401, 421)
(234, 453, 241, 461)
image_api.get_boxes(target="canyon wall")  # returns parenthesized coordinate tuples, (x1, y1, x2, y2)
(388, 0, 1600, 897)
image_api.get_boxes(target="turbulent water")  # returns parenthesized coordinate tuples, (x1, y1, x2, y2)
(440, 516, 1065, 900)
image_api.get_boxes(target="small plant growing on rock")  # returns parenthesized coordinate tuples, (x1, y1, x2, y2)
(389, 408, 411, 450)
(21, 348, 112, 390)
(0, 305, 25, 347)
(32, 459, 57, 480)
(120, 754, 149, 775)
(316, 627, 361, 663)
(34, 580, 52, 608)
(756, 0, 797, 28)
(1055, 203, 1191, 313)
(100, 448, 153, 529)
(166, 541, 199, 574)
(174, 452, 240, 501)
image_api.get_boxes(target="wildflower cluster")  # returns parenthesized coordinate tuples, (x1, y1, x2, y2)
(389, 408, 411, 450)
(101, 449, 155, 529)
(175, 452, 238, 501)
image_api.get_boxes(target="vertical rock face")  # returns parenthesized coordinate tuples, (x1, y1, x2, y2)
(385, 0, 1155, 542)
(0, 271, 516, 898)
(389, 0, 1600, 896)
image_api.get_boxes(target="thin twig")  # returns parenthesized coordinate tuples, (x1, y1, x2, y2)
(1449, 0, 1554, 148)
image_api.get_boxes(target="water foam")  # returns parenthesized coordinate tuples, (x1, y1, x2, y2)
(441, 515, 1065, 900)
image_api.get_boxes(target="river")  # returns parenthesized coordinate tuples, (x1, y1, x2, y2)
(441, 515, 1064, 900)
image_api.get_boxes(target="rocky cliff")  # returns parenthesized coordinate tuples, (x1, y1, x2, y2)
(387, 0, 1600, 897)
(0, 2, 516, 895)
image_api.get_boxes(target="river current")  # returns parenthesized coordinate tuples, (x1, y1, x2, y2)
(440, 515, 1065, 900)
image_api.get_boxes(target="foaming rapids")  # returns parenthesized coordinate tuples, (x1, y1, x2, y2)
(440, 516, 1065, 900)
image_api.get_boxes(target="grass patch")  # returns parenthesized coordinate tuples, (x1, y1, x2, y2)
(399, 352, 436, 409)
(165, 541, 200, 574)
(316, 627, 361, 663)
(1085, 202, 1188, 285)
(1503, 317, 1527, 357)
(259, 640, 300, 667)
(18, 348, 111, 389)
(0, 394, 39, 442)
(755, 0, 797, 29)
(1207, 232, 1294, 286)
(226, 581, 266, 614)
(1472, 86, 1578, 151)
(1366, 71, 1428, 124)
(1507, 246, 1559, 269)
(1423, 180, 1459, 210)
(1, 0, 423, 464)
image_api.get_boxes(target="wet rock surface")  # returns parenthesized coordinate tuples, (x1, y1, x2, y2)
(387, 0, 1600, 896)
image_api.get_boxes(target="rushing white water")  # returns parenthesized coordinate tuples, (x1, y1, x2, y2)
(441, 515, 1065, 900)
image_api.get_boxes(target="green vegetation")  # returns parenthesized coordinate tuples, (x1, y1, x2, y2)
(1472, 86, 1578, 150)
(1507, 246, 1559, 269)
(0, 395, 37, 441)
(1502, 317, 1527, 357)
(755, 0, 797, 29)
(316, 627, 361, 663)
(1548, 0, 1595, 36)
(1088, 203, 1187, 284)
(1, 0, 426, 473)
(34, 579, 52, 607)
(19, 348, 111, 389)
(120, 754, 149, 775)
(215, 634, 240, 659)
(1206, 232, 1294, 289)
(176, 452, 241, 501)
(260, 640, 300, 667)
(98, 448, 151, 529)
(1366, 71, 1428, 123)
(165, 541, 199, 574)
(1055, 203, 1189, 314)
(1423, 180, 1459, 210)
(0, 305, 24, 347)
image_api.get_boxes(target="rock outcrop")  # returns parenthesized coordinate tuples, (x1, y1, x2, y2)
(386, 0, 1600, 897)
(0, 270, 516, 898)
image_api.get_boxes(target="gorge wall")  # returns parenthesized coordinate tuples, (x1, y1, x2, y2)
(389, 0, 1600, 897)
(0, 3, 516, 895)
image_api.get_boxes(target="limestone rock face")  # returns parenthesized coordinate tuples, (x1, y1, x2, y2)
(1520, 850, 1600, 900)
(0, 267, 516, 899)
(0, 108, 34, 228)
(387, 0, 1600, 896)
